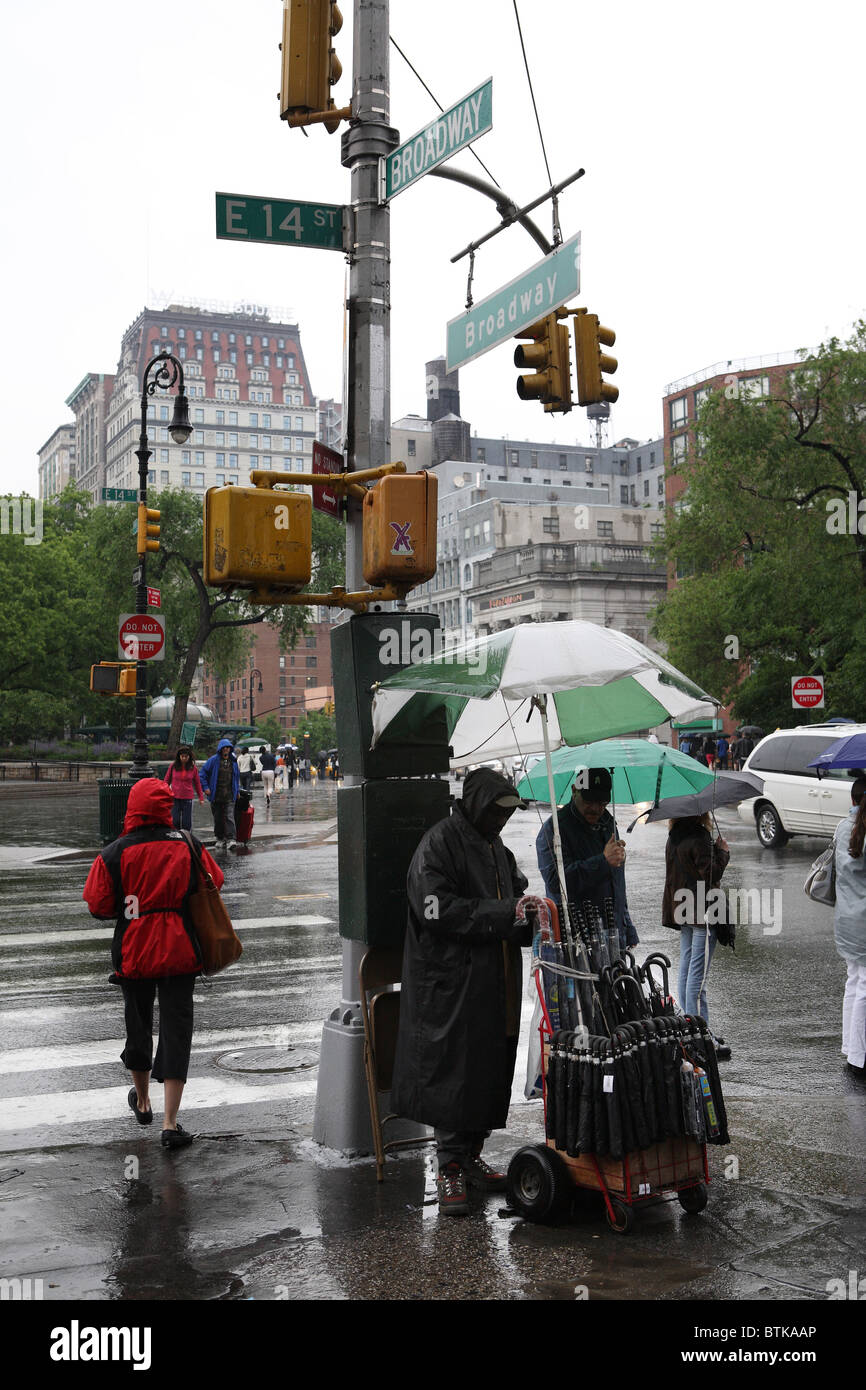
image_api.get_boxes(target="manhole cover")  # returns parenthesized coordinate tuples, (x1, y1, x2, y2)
(215, 1047, 318, 1075)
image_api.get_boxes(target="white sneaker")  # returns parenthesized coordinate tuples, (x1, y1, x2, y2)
(227, 840, 238, 850)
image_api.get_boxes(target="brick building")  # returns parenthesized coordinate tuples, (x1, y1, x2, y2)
(199, 619, 334, 738)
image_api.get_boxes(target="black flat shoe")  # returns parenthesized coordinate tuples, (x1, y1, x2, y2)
(847, 1062, 866, 1080)
(128, 1087, 153, 1125)
(161, 1124, 194, 1150)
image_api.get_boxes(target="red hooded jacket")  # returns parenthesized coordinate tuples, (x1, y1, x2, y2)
(83, 778, 225, 980)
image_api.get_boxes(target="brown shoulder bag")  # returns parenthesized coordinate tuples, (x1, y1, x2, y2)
(181, 831, 243, 976)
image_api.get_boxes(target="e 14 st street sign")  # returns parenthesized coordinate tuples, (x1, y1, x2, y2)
(215, 193, 349, 252)
(383, 79, 493, 201)
(446, 232, 581, 372)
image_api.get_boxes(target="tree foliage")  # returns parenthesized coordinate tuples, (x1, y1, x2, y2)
(653, 323, 866, 729)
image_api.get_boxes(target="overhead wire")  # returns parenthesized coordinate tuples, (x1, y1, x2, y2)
(389, 36, 502, 188)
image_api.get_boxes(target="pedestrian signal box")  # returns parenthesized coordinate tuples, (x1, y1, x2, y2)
(90, 663, 137, 696)
(203, 486, 312, 591)
(362, 471, 438, 589)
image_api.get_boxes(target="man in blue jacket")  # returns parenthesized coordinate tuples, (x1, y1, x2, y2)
(536, 767, 638, 951)
(200, 738, 240, 849)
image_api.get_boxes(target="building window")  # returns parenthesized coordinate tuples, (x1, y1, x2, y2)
(598, 520, 613, 537)
(195, 472, 205, 487)
(559, 454, 567, 470)
(477, 447, 486, 463)
(658, 476, 665, 495)
(620, 486, 629, 503)
(670, 396, 688, 429)
(408, 439, 416, 456)
(671, 433, 688, 466)
(542, 516, 559, 535)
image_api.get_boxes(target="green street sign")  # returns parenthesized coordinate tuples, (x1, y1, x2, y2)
(180, 721, 198, 745)
(446, 231, 581, 372)
(383, 78, 493, 201)
(102, 488, 137, 502)
(215, 192, 349, 252)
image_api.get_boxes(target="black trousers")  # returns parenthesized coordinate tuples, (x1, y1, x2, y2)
(120, 974, 197, 1083)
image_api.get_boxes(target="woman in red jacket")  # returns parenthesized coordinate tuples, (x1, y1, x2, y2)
(83, 778, 224, 1150)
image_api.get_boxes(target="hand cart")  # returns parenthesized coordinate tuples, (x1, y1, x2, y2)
(507, 900, 724, 1233)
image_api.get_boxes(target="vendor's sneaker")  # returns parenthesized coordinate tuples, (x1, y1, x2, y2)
(462, 1153, 508, 1192)
(436, 1162, 469, 1216)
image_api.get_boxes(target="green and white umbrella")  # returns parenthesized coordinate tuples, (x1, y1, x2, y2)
(516, 739, 717, 807)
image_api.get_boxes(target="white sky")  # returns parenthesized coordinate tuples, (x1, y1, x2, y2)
(3, 0, 863, 495)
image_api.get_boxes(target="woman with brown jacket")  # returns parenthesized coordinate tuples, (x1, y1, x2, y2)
(662, 814, 730, 1042)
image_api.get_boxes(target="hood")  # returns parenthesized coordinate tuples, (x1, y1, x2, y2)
(216, 738, 235, 755)
(122, 777, 174, 833)
(668, 816, 708, 845)
(460, 767, 522, 831)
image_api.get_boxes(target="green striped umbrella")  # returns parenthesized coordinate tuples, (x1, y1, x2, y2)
(516, 739, 716, 806)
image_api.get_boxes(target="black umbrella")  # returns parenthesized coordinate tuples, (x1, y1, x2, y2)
(736, 725, 764, 738)
(640, 770, 764, 824)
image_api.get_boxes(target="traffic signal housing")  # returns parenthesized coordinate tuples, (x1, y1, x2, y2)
(136, 504, 161, 555)
(513, 312, 572, 413)
(362, 471, 438, 590)
(280, 0, 344, 132)
(574, 308, 619, 406)
(90, 663, 137, 696)
(204, 485, 312, 597)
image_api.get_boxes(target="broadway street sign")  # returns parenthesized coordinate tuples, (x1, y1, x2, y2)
(215, 192, 349, 252)
(383, 79, 493, 201)
(446, 232, 581, 372)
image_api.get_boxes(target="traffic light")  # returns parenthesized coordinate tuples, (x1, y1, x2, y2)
(136, 504, 160, 554)
(362, 471, 438, 590)
(574, 308, 619, 406)
(204, 485, 312, 596)
(513, 312, 572, 413)
(279, 0, 344, 132)
(90, 663, 137, 696)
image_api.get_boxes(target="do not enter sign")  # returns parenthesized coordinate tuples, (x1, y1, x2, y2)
(118, 613, 166, 662)
(791, 674, 825, 709)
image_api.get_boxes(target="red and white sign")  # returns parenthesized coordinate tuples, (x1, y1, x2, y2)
(118, 612, 166, 662)
(147, 586, 161, 608)
(312, 440, 343, 519)
(791, 674, 825, 709)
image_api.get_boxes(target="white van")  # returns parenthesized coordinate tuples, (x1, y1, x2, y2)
(737, 723, 866, 848)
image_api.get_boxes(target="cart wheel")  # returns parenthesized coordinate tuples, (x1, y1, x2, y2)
(506, 1145, 570, 1224)
(678, 1183, 708, 1214)
(606, 1198, 634, 1234)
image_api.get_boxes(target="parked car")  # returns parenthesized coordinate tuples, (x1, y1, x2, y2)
(737, 722, 866, 848)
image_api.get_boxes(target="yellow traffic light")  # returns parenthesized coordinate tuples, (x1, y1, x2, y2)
(204, 486, 312, 595)
(514, 312, 572, 413)
(279, 0, 344, 132)
(137, 504, 161, 554)
(362, 472, 438, 590)
(574, 308, 619, 406)
(90, 663, 137, 696)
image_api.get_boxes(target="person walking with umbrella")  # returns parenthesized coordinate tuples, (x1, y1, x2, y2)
(391, 768, 543, 1217)
(832, 776, 866, 1080)
(661, 812, 731, 1055)
(535, 767, 639, 954)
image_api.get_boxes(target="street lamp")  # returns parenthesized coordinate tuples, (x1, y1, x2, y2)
(129, 352, 192, 781)
(249, 667, 264, 729)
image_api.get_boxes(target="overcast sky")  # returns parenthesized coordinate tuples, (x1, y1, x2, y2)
(3, 0, 863, 496)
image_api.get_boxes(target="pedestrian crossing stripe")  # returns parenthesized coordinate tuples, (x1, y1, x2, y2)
(0, 915, 332, 949)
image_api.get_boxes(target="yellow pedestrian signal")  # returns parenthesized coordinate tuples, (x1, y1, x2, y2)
(204, 486, 312, 596)
(513, 312, 572, 413)
(362, 472, 438, 590)
(574, 308, 619, 406)
(137, 504, 161, 554)
(279, 0, 344, 132)
(90, 663, 137, 696)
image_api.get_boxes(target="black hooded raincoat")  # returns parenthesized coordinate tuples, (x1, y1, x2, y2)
(391, 770, 530, 1133)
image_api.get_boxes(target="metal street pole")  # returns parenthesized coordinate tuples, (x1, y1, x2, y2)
(312, 0, 400, 1151)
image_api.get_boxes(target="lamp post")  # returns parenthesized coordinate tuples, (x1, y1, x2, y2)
(130, 352, 192, 781)
(249, 667, 263, 730)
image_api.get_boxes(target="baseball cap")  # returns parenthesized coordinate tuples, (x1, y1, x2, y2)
(574, 767, 612, 804)
(495, 792, 527, 810)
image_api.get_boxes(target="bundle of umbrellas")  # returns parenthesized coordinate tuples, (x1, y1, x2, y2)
(544, 1012, 730, 1160)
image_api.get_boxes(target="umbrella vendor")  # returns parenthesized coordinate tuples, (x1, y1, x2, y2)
(535, 767, 639, 952)
(391, 768, 545, 1218)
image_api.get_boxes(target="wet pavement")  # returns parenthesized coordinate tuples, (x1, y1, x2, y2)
(0, 779, 864, 1323)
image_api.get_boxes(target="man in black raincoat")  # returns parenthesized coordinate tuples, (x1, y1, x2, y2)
(391, 768, 540, 1216)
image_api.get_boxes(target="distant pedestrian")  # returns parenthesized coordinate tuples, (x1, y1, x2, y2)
(317, 752, 327, 781)
(286, 747, 297, 789)
(832, 778, 866, 1080)
(258, 746, 277, 804)
(164, 745, 204, 831)
(662, 813, 731, 1056)
(716, 735, 729, 771)
(275, 754, 287, 793)
(83, 778, 224, 1149)
(200, 739, 240, 848)
(236, 748, 253, 792)
(702, 736, 717, 769)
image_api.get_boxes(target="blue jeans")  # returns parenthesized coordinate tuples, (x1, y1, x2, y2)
(678, 926, 717, 1022)
(171, 799, 193, 831)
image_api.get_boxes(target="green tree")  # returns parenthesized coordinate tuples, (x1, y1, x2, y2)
(653, 323, 866, 728)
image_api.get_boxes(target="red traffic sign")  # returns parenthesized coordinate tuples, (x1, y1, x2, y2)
(118, 613, 166, 662)
(147, 586, 161, 608)
(791, 674, 825, 709)
(312, 440, 343, 519)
